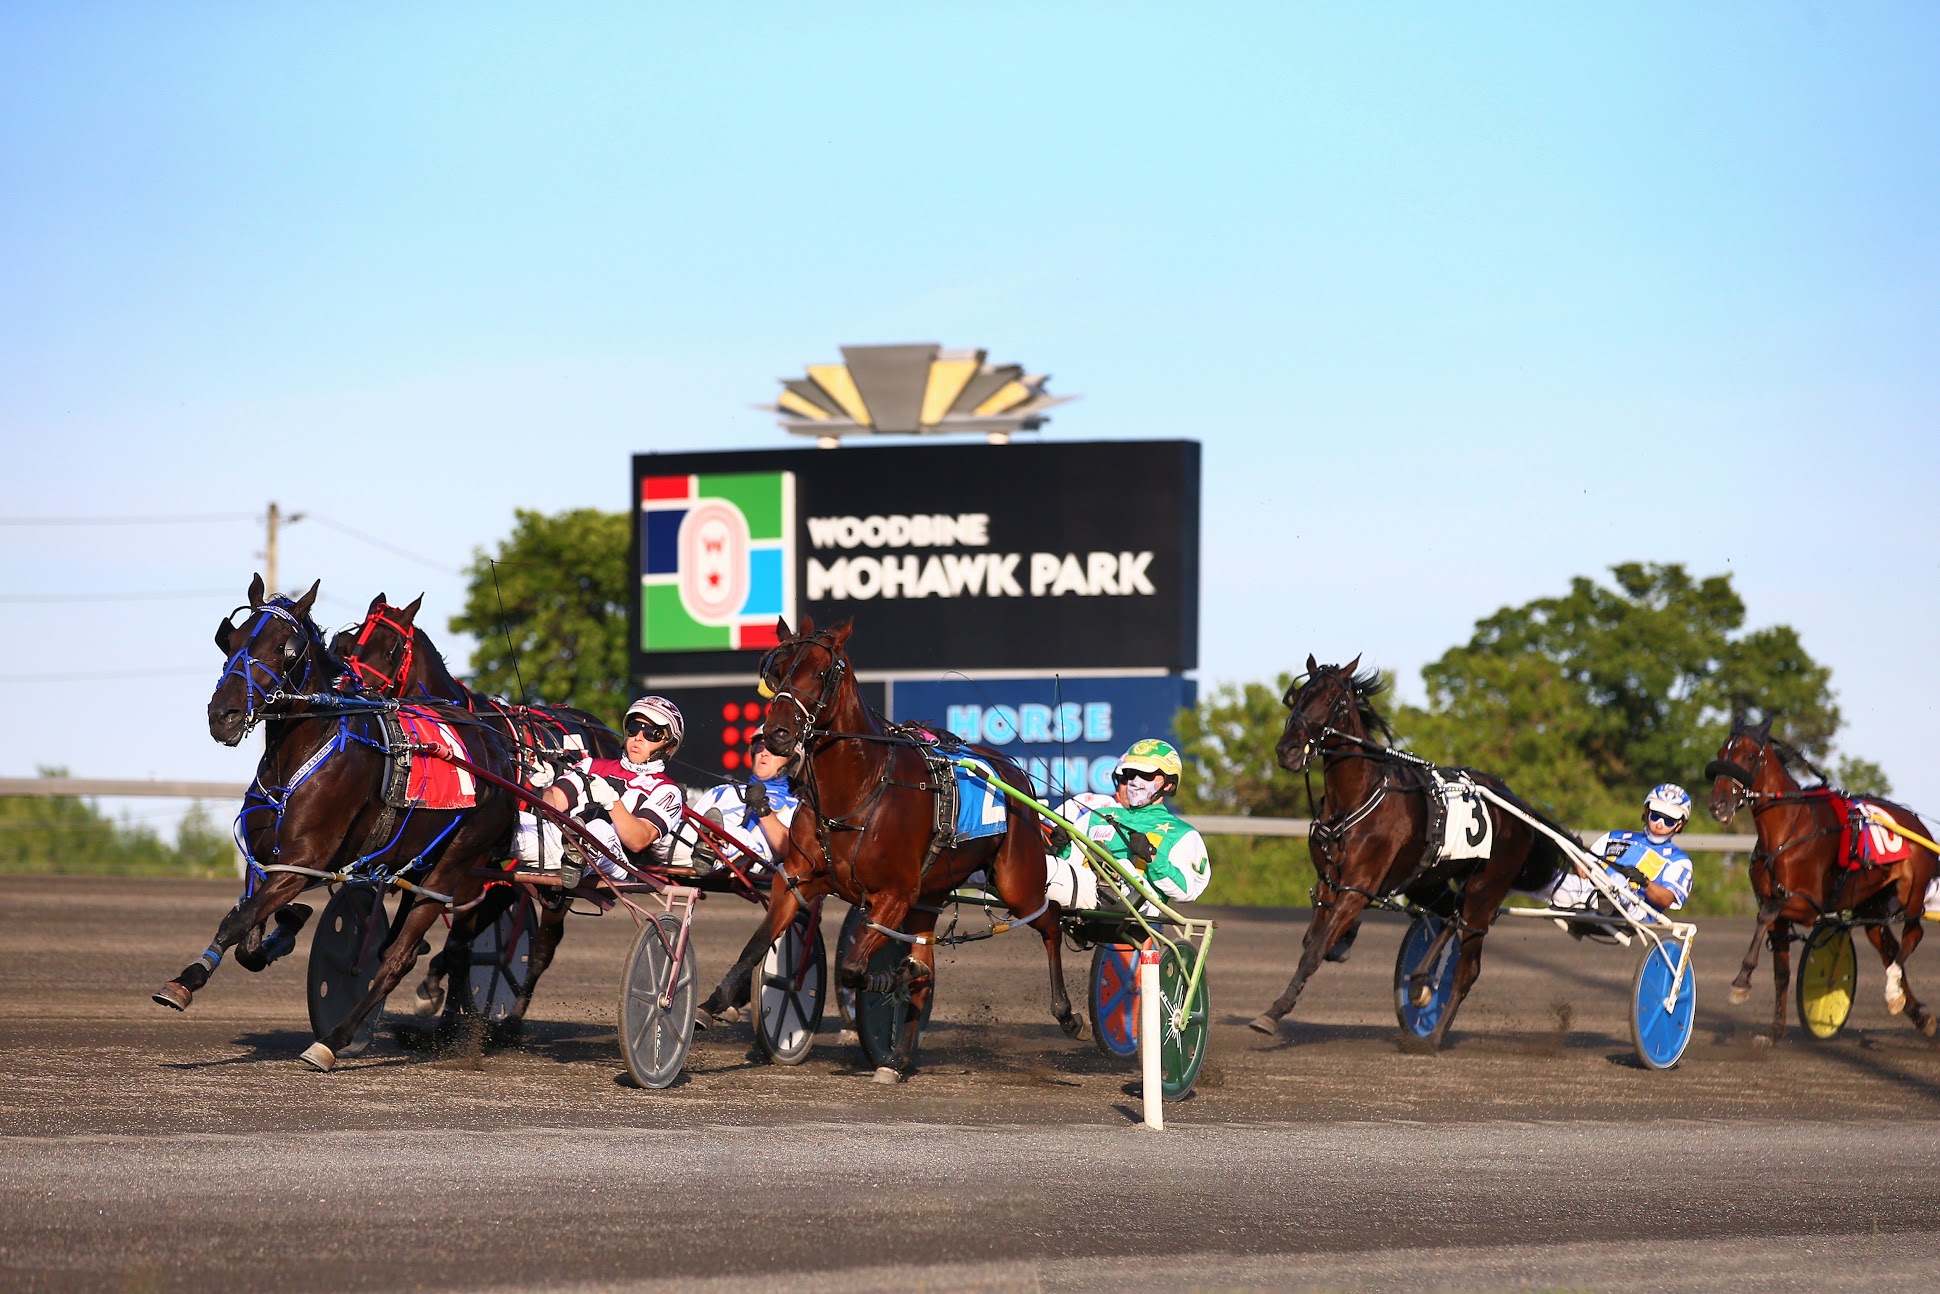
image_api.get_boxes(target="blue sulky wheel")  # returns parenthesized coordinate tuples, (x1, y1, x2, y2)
(1630, 937, 1697, 1069)
(1393, 912, 1457, 1038)
(1089, 942, 1141, 1060)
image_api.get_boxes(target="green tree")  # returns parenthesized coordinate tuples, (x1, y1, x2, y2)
(451, 508, 631, 725)
(1393, 563, 1852, 822)
(1174, 676, 1312, 818)
(0, 768, 237, 877)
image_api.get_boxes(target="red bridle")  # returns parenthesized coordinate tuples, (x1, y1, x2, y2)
(344, 604, 418, 695)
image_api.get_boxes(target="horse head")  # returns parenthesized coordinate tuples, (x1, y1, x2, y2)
(1705, 713, 1782, 824)
(207, 575, 326, 746)
(336, 592, 424, 695)
(1276, 653, 1366, 773)
(757, 614, 853, 758)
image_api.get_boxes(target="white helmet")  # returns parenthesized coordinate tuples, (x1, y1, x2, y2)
(1644, 783, 1691, 827)
(625, 695, 685, 750)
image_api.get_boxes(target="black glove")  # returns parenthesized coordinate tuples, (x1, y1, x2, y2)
(1126, 831, 1157, 864)
(1611, 861, 1650, 887)
(1046, 824, 1072, 856)
(744, 778, 773, 819)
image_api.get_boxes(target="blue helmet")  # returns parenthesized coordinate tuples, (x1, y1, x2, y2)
(1644, 783, 1692, 825)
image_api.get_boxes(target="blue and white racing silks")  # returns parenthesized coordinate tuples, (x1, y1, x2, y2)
(687, 776, 799, 866)
(1593, 829, 1693, 910)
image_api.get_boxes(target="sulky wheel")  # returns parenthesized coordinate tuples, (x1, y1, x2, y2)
(1088, 942, 1142, 1060)
(617, 913, 696, 1090)
(1796, 922, 1857, 1041)
(850, 923, 935, 1071)
(1630, 937, 1697, 1070)
(1155, 940, 1210, 1101)
(834, 906, 863, 1032)
(754, 907, 827, 1065)
(1393, 912, 1457, 1039)
(464, 889, 535, 1025)
(306, 885, 390, 1058)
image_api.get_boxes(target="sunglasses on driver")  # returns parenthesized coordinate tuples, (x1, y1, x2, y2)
(1645, 810, 1682, 828)
(625, 717, 670, 741)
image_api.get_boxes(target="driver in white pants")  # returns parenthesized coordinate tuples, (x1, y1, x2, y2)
(512, 696, 686, 886)
(1543, 783, 1695, 924)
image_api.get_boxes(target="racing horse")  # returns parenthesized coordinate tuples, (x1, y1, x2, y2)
(698, 615, 1082, 1082)
(1248, 657, 1571, 1049)
(1708, 715, 1938, 1042)
(154, 576, 522, 1071)
(331, 592, 621, 1028)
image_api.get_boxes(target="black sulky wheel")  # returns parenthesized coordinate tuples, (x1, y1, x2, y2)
(463, 889, 536, 1026)
(306, 885, 390, 1059)
(843, 913, 934, 1071)
(617, 913, 696, 1090)
(754, 907, 827, 1065)
(1796, 922, 1857, 1042)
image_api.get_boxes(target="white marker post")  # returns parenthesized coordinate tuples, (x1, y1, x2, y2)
(1139, 946, 1163, 1131)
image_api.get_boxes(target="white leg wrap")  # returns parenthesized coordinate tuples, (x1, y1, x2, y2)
(1926, 878, 1940, 918)
(1886, 963, 1907, 1014)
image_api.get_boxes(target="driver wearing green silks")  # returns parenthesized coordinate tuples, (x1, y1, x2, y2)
(1044, 739, 1211, 911)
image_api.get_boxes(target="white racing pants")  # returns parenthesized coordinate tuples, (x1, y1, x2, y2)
(1533, 866, 1658, 923)
(512, 811, 628, 881)
(1043, 851, 1098, 912)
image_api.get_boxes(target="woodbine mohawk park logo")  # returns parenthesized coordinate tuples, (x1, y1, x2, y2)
(639, 471, 796, 652)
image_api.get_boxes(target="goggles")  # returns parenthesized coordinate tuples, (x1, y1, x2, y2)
(1114, 768, 1163, 786)
(626, 716, 671, 741)
(1645, 809, 1684, 828)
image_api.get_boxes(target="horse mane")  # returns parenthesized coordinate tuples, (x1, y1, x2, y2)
(1345, 667, 1395, 745)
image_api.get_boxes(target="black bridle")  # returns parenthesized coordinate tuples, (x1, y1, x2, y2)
(758, 632, 849, 754)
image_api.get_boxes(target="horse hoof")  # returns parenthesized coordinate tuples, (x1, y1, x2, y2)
(1247, 1015, 1281, 1036)
(1752, 1033, 1773, 1049)
(412, 983, 445, 1018)
(1728, 985, 1751, 1006)
(692, 1008, 715, 1033)
(871, 1066, 905, 1085)
(1061, 1014, 1088, 1041)
(1410, 985, 1431, 1009)
(718, 1005, 742, 1025)
(152, 982, 192, 1012)
(299, 1042, 337, 1072)
(1923, 1017, 1937, 1039)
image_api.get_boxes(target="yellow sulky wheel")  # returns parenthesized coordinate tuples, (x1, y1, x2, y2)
(1796, 922, 1857, 1041)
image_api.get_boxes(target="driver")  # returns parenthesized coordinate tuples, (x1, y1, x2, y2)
(1547, 783, 1695, 923)
(1043, 739, 1211, 911)
(512, 696, 687, 889)
(683, 725, 800, 873)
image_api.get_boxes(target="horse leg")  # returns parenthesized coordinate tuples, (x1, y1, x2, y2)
(699, 876, 807, 1025)
(1423, 876, 1512, 1051)
(1768, 919, 1793, 1045)
(986, 831, 1082, 1040)
(152, 870, 312, 1010)
(1406, 918, 1460, 1009)
(232, 896, 316, 973)
(507, 897, 568, 1026)
(300, 894, 449, 1071)
(1249, 889, 1371, 1034)
(1865, 919, 1936, 1036)
(879, 906, 939, 1084)
(1730, 899, 1783, 1005)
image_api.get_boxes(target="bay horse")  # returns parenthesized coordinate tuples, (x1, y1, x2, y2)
(331, 592, 621, 1028)
(156, 576, 521, 1071)
(698, 615, 1081, 1082)
(1707, 715, 1938, 1042)
(1248, 657, 1571, 1049)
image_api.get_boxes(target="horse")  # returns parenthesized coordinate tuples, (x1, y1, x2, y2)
(155, 575, 522, 1071)
(1707, 714, 1938, 1042)
(330, 592, 622, 1028)
(1247, 656, 1571, 1049)
(697, 615, 1082, 1082)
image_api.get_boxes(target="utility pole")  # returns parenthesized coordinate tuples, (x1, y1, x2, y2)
(261, 502, 306, 597)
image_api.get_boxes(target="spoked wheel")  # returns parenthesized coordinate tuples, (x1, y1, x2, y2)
(617, 913, 696, 1089)
(754, 907, 827, 1065)
(464, 889, 536, 1026)
(1154, 940, 1210, 1101)
(1089, 942, 1141, 1060)
(1393, 912, 1457, 1039)
(842, 912, 934, 1070)
(1797, 922, 1857, 1041)
(1630, 936, 1697, 1070)
(307, 885, 390, 1058)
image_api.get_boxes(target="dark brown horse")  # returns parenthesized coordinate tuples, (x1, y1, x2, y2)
(156, 576, 521, 1071)
(1708, 715, 1938, 1042)
(330, 592, 621, 1028)
(698, 616, 1081, 1082)
(1248, 657, 1570, 1048)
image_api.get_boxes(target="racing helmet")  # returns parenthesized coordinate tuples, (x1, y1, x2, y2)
(1644, 783, 1692, 827)
(625, 695, 685, 751)
(1116, 738, 1183, 782)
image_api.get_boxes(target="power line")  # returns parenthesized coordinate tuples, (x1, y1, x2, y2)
(306, 513, 459, 574)
(0, 589, 235, 604)
(0, 513, 256, 526)
(0, 666, 210, 684)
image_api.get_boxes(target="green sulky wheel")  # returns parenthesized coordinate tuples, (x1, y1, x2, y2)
(1796, 922, 1857, 1041)
(1155, 941, 1210, 1101)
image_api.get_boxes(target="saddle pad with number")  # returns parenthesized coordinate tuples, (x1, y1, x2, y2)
(949, 756, 1011, 843)
(381, 707, 477, 810)
(1829, 794, 1916, 870)
(1432, 771, 1495, 862)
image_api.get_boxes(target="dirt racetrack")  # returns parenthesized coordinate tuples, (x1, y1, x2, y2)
(6, 875, 1940, 1291)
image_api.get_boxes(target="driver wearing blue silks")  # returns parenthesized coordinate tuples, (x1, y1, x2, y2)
(1544, 783, 1695, 923)
(683, 725, 800, 873)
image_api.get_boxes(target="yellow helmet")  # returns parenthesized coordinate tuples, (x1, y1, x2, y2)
(1115, 738, 1182, 780)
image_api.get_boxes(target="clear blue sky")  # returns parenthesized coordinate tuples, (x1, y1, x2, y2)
(4, 3, 1937, 833)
